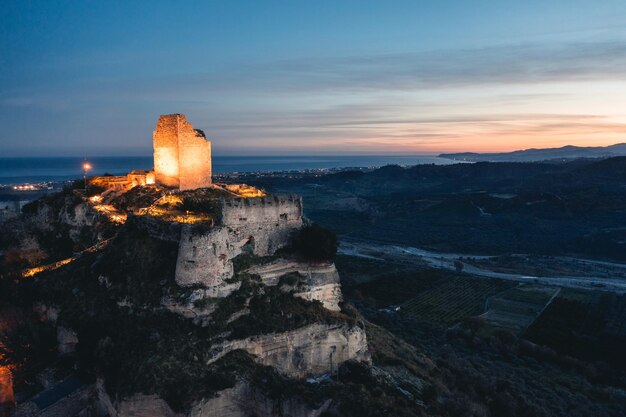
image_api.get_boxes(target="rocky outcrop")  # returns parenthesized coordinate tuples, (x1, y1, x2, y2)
(175, 196, 303, 288)
(248, 260, 343, 311)
(188, 382, 332, 417)
(117, 394, 181, 417)
(110, 323, 367, 415)
(208, 323, 369, 378)
(24, 193, 97, 236)
(56, 327, 78, 355)
(115, 383, 333, 417)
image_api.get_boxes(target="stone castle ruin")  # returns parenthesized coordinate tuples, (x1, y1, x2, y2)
(83, 113, 365, 391)
(153, 114, 212, 190)
(7, 113, 369, 417)
(87, 113, 345, 312)
(176, 195, 304, 289)
(91, 113, 212, 192)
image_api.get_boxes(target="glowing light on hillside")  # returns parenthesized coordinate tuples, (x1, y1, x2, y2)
(224, 184, 266, 198)
(22, 257, 77, 278)
(91, 204, 127, 224)
(0, 357, 15, 414)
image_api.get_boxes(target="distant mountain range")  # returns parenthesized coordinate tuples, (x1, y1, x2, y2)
(439, 143, 626, 162)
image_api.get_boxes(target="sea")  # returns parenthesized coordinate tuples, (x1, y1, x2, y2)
(0, 155, 457, 185)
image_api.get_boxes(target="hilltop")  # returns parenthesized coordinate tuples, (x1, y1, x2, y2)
(440, 143, 626, 162)
(1, 178, 439, 416)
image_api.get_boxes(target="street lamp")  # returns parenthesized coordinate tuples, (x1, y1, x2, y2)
(83, 160, 92, 192)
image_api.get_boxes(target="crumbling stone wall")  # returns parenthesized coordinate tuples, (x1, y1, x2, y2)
(220, 195, 303, 255)
(175, 196, 303, 287)
(153, 114, 212, 191)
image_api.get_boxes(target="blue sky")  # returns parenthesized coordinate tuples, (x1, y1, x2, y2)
(2, 0, 626, 156)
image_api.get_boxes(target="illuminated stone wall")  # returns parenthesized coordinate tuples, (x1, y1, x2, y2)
(91, 170, 154, 191)
(153, 114, 212, 190)
(175, 195, 303, 287)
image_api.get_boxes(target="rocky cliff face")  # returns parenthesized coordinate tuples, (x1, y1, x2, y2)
(27, 194, 95, 232)
(189, 382, 333, 417)
(115, 382, 333, 417)
(3, 184, 375, 417)
(117, 394, 181, 417)
(208, 323, 369, 378)
(248, 260, 343, 311)
(1, 189, 115, 272)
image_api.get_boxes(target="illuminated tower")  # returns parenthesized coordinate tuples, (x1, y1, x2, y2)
(153, 114, 212, 190)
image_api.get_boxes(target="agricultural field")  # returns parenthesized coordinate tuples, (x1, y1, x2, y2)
(398, 277, 514, 326)
(480, 285, 560, 333)
(337, 255, 516, 327)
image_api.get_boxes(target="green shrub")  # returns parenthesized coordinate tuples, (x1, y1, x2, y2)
(290, 224, 338, 262)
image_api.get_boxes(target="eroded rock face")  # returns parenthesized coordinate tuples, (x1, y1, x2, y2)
(248, 260, 343, 311)
(208, 323, 369, 378)
(189, 382, 332, 417)
(117, 394, 181, 417)
(115, 383, 332, 417)
(57, 326, 79, 355)
(175, 196, 303, 288)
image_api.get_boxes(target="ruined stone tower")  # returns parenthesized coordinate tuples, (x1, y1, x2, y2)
(153, 114, 212, 190)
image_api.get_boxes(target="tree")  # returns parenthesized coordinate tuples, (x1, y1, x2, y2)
(291, 224, 338, 262)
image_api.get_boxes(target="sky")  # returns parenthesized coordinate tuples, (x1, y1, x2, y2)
(2, 0, 626, 157)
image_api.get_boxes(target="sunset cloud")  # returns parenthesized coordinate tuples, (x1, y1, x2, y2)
(2, 2, 626, 156)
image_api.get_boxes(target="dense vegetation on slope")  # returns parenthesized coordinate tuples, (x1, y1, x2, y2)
(337, 254, 626, 417)
(0, 209, 360, 413)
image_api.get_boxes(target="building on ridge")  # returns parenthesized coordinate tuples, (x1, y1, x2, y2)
(153, 114, 212, 190)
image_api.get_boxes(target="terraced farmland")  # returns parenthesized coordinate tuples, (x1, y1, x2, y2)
(398, 277, 514, 326)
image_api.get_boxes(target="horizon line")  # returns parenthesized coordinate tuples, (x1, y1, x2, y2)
(2, 141, 625, 159)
